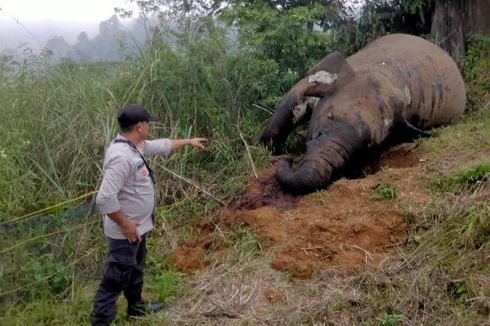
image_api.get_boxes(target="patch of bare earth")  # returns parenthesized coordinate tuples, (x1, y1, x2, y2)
(170, 144, 429, 278)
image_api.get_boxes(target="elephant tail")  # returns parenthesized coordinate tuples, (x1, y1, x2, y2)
(276, 121, 362, 194)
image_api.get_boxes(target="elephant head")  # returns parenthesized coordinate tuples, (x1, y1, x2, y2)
(259, 52, 360, 194)
(259, 51, 355, 152)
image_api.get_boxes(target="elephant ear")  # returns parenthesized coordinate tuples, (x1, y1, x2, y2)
(304, 51, 355, 97)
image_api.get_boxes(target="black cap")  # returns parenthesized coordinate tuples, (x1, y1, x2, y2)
(117, 105, 159, 128)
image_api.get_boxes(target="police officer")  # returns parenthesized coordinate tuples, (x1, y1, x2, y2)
(91, 105, 206, 325)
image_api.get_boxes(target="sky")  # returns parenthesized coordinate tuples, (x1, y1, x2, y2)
(0, 0, 139, 23)
(0, 0, 140, 50)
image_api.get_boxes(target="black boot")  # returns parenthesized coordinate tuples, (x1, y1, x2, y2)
(127, 300, 164, 318)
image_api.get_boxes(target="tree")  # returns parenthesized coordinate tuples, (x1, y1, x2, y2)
(431, 0, 490, 62)
(219, 0, 356, 75)
(92, 15, 129, 61)
(73, 32, 96, 62)
(119, 0, 216, 19)
(45, 36, 71, 60)
(356, 0, 490, 62)
(99, 15, 124, 37)
(116, 0, 359, 72)
(0, 54, 19, 77)
(355, 0, 433, 47)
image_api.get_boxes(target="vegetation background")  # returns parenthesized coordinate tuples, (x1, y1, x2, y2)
(0, 0, 488, 325)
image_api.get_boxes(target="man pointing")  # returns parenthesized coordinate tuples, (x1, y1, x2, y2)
(91, 104, 206, 325)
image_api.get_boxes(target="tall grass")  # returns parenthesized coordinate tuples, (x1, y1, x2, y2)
(0, 19, 281, 222)
(0, 19, 488, 326)
(0, 18, 278, 318)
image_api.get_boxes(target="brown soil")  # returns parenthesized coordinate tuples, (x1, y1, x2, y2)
(170, 145, 429, 278)
(264, 288, 284, 303)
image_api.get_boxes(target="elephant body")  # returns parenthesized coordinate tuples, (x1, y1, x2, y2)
(260, 34, 466, 193)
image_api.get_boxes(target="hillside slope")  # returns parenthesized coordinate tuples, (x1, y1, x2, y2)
(166, 107, 490, 325)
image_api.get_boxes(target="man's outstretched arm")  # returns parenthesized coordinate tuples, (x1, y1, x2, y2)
(141, 137, 207, 156)
(170, 138, 207, 150)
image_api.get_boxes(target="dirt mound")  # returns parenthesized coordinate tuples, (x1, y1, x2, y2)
(380, 144, 419, 168)
(170, 146, 427, 278)
(233, 166, 299, 210)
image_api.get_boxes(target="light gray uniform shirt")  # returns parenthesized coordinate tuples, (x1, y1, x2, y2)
(95, 134, 172, 239)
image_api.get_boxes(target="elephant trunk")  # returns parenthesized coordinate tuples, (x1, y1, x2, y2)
(276, 121, 361, 194)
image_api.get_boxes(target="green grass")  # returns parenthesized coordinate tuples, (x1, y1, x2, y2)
(147, 270, 184, 304)
(371, 182, 398, 201)
(432, 163, 490, 193)
(0, 21, 488, 326)
(0, 17, 279, 324)
(377, 312, 405, 326)
(227, 225, 262, 263)
(335, 102, 489, 324)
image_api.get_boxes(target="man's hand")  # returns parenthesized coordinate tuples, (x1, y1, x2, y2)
(107, 211, 141, 243)
(121, 219, 141, 243)
(189, 138, 207, 149)
(170, 138, 208, 150)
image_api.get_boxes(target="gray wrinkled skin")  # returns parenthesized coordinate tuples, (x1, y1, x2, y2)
(260, 34, 466, 194)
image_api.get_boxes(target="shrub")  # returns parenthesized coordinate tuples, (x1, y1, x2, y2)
(371, 182, 398, 201)
(432, 163, 490, 193)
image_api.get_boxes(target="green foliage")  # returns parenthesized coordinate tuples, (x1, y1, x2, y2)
(460, 204, 490, 250)
(371, 182, 398, 201)
(0, 1, 487, 324)
(453, 163, 490, 185)
(227, 225, 261, 262)
(377, 312, 405, 326)
(0, 129, 38, 220)
(432, 163, 490, 194)
(449, 280, 469, 303)
(147, 270, 183, 303)
(1, 290, 92, 325)
(18, 254, 71, 299)
(0, 16, 282, 221)
(462, 33, 490, 111)
(402, 0, 434, 19)
(463, 34, 490, 82)
(0, 13, 283, 318)
(221, 1, 337, 76)
(354, 0, 434, 48)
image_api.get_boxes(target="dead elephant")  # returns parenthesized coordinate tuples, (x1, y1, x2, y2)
(259, 33, 466, 194)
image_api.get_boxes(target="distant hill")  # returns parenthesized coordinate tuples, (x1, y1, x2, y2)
(0, 15, 156, 62)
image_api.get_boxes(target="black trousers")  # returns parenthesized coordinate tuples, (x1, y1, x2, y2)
(91, 234, 147, 326)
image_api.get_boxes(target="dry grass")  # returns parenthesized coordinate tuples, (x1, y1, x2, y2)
(168, 249, 362, 325)
(160, 103, 490, 326)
